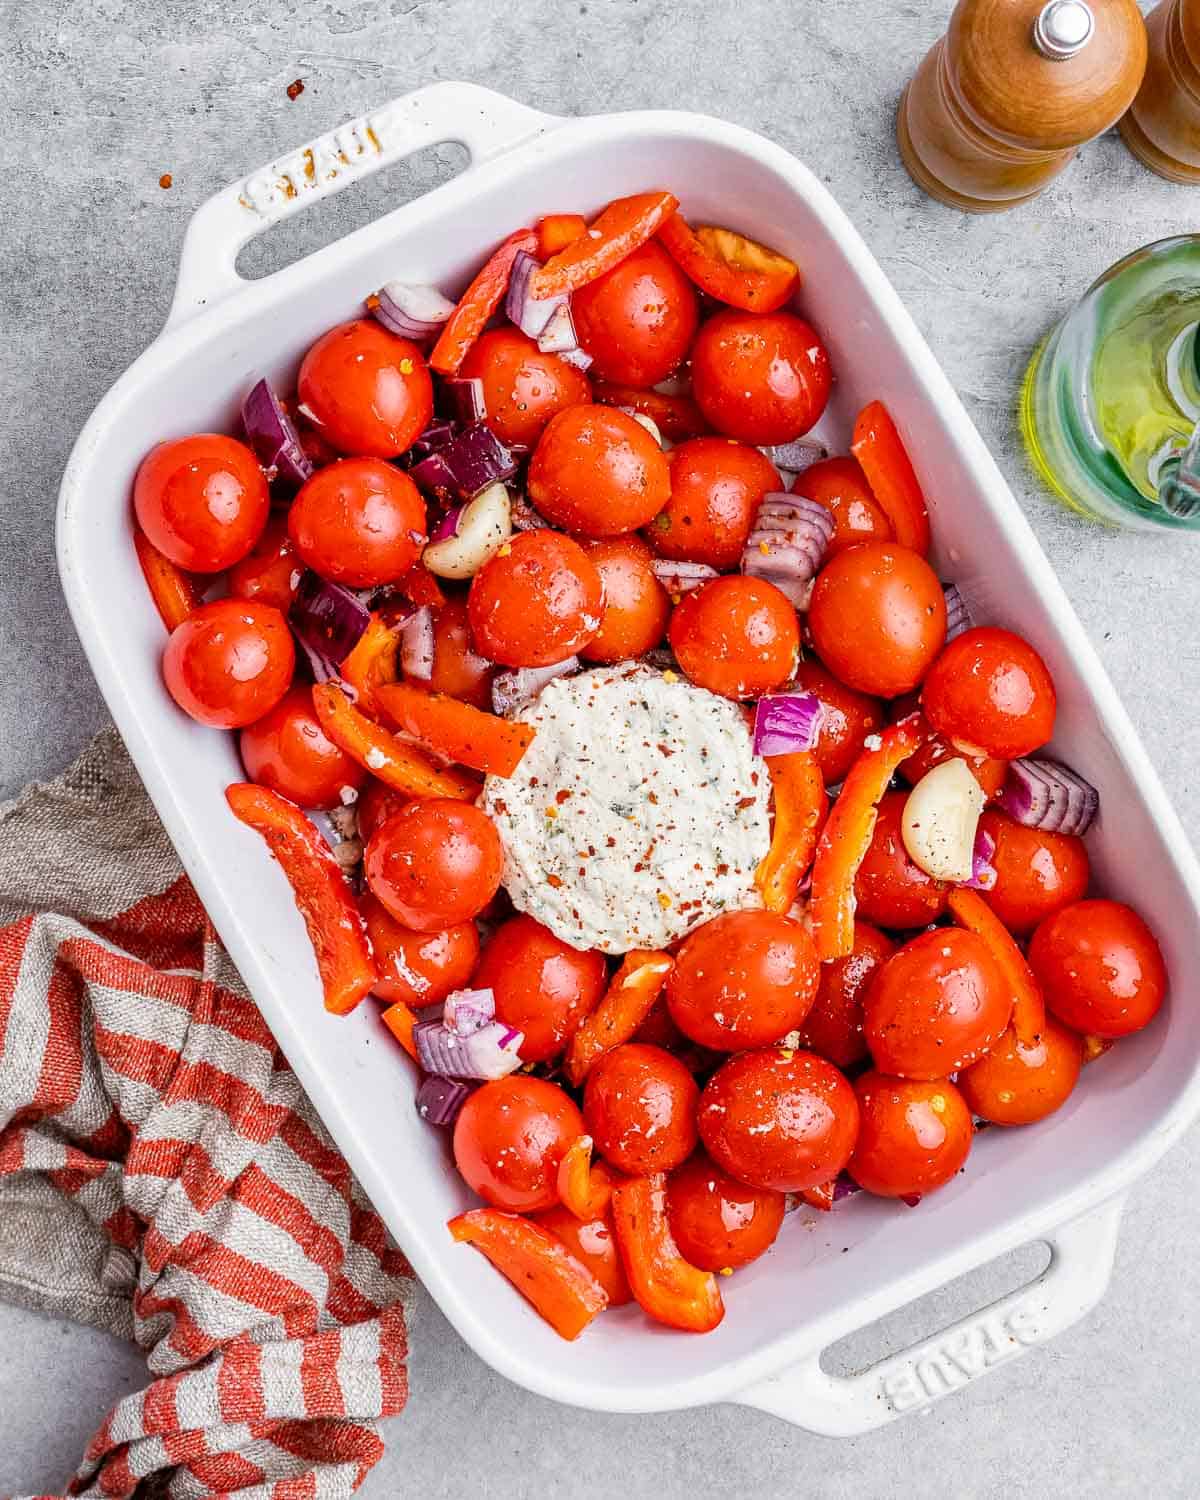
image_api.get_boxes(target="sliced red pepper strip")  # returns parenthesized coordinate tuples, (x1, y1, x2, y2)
(399, 563, 446, 612)
(225, 782, 377, 1015)
(564, 950, 674, 1087)
(592, 382, 711, 442)
(340, 614, 401, 718)
(946, 887, 1045, 1046)
(530, 191, 679, 299)
(381, 1000, 419, 1060)
(536, 212, 588, 259)
(851, 401, 931, 556)
(556, 1135, 620, 1221)
(431, 228, 538, 375)
(800, 1180, 836, 1212)
(755, 751, 827, 914)
(611, 1174, 725, 1333)
(311, 682, 480, 802)
(448, 1208, 608, 1341)
(657, 213, 799, 313)
(810, 717, 926, 961)
(375, 681, 536, 778)
(134, 527, 200, 631)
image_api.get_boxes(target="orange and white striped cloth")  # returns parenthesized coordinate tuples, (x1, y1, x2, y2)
(0, 732, 412, 1498)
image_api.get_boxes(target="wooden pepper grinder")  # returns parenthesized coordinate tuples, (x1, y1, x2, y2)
(897, 0, 1148, 211)
(1118, 0, 1200, 182)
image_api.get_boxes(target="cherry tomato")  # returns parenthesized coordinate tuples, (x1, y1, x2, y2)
(690, 310, 832, 445)
(666, 1152, 786, 1271)
(162, 599, 294, 729)
(1028, 899, 1167, 1038)
(360, 892, 480, 1007)
(669, 575, 800, 700)
(134, 434, 269, 573)
(583, 1043, 699, 1177)
(853, 790, 948, 929)
(472, 914, 607, 1062)
(533, 1202, 632, 1307)
(572, 240, 699, 387)
(792, 456, 894, 557)
(297, 319, 433, 459)
(427, 594, 495, 709)
(863, 928, 1012, 1078)
(646, 438, 779, 571)
(228, 517, 301, 612)
(459, 328, 591, 448)
(957, 1019, 1083, 1126)
(977, 808, 1090, 936)
(239, 684, 366, 810)
(288, 458, 426, 588)
(790, 657, 886, 786)
(922, 627, 1056, 760)
(807, 542, 947, 698)
(698, 1048, 859, 1192)
(453, 1075, 583, 1212)
(468, 530, 604, 668)
(667, 910, 819, 1051)
(364, 799, 502, 931)
(355, 779, 408, 844)
(894, 701, 1008, 799)
(580, 536, 670, 664)
(848, 1073, 973, 1199)
(795, 922, 895, 1070)
(527, 405, 671, 537)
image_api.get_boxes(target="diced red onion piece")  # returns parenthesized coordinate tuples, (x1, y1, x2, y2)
(400, 605, 436, 681)
(408, 420, 458, 464)
(492, 657, 579, 716)
(557, 347, 593, 372)
(741, 493, 834, 605)
(537, 302, 579, 355)
(409, 424, 519, 502)
(441, 377, 486, 427)
(509, 493, 552, 532)
(900, 1192, 923, 1208)
(761, 438, 828, 477)
(373, 282, 456, 340)
(753, 691, 825, 757)
(997, 757, 1099, 838)
(964, 825, 998, 891)
(241, 378, 313, 489)
(415, 1075, 476, 1127)
(414, 1018, 524, 1079)
(443, 987, 496, 1036)
(651, 559, 718, 596)
(506, 250, 568, 339)
(832, 1173, 861, 1203)
(943, 583, 973, 643)
(288, 572, 371, 681)
(430, 506, 464, 544)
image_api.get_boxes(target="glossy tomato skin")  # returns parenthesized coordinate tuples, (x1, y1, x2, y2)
(977, 808, 1089, 936)
(666, 1152, 786, 1271)
(691, 310, 832, 445)
(428, 594, 495, 709)
(355, 779, 408, 845)
(667, 910, 819, 1051)
(848, 1072, 973, 1199)
(583, 1043, 699, 1177)
(796, 922, 895, 1070)
(808, 542, 947, 698)
(228, 517, 301, 612)
(648, 438, 779, 571)
(1028, 899, 1167, 1038)
(922, 627, 1056, 760)
(854, 790, 948, 929)
(468, 529, 604, 668)
(163, 599, 294, 729)
(957, 1019, 1083, 1126)
(472, 914, 607, 1062)
(288, 459, 426, 588)
(134, 434, 269, 573)
(297, 319, 433, 458)
(453, 1075, 583, 1213)
(698, 1048, 860, 1192)
(360, 891, 480, 1007)
(528, 405, 671, 537)
(239, 684, 365, 810)
(364, 800, 502, 932)
(459, 328, 591, 448)
(790, 658, 886, 786)
(864, 928, 1012, 1078)
(580, 535, 670, 663)
(793, 456, 893, 557)
(572, 240, 699, 387)
(669, 575, 800, 699)
(533, 1202, 633, 1306)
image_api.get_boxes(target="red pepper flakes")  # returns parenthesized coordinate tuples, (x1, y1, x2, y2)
(287, 78, 305, 100)
(158, 173, 172, 189)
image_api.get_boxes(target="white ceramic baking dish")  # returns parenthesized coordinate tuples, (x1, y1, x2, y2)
(57, 82, 1200, 1434)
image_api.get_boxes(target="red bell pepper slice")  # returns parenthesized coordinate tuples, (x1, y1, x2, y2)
(592, 382, 711, 442)
(851, 401, 931, 556)
(947, 887, 1045, 1046)
(431, 227, 538, 375)
(810, 717, 925, 961)
(611, 1174, 725, 1333)
(564, 950, 674, 1087)
(375, 681, 536, 778)
(380, 1000, 419, 1060)
(530, 191, 679, 299)
(800, 1180, 836, 1212)
(755, 751, 827, 914)
(311, 683, 480, 802)
(536, 213, 588, 259)
(134, 527, 200, 631)
(225, 782, 377, 1015)
(340, 614, 401, 718)
(657, 214, 800, 313)
(556, 1135, 620, 1221)
(448, 1208, 608, 1341)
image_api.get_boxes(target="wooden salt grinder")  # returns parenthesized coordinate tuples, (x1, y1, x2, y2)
(1119, 0, 1200, 182)
(897, 0, 1148, 211)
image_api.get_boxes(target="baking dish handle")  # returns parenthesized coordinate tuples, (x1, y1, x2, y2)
(166, 81, 558, 326)
(732, 1194, 1125, 1436)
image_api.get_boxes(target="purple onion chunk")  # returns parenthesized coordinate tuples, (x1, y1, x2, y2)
(241, 378, 313, 489)
(415, 1075, 476, 1127)
(760, 438, 828, 477)
(651, 559, 718, 597)
(997, 757, 1099, 838)
(400, 605, 435, 682)
(505, 250, 568, 339)
(742, 493, 835, 606)
(943, 583, 973, 643)
(509, 493, 552, 532)
(443, 987, 496, 1037)
(964, 825, 998, 891)
(753, 691, 825, 758)
(558, 347, 594, 372)
(414, 1018, 524, 1080)
(288, 572, 372, 682)
(536, 302, 580, 355)
(409, 424, 519, 502)
(440, 377, 487, 427)
(372, 281, 456, 341)
(492, 657, 579, 716)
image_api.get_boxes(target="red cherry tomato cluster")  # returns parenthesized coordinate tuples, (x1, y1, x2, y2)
(132, 192, 1167, 1348)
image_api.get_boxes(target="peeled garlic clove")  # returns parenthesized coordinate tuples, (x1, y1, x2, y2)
(423, 482, 512, 580)
(901, 758, 985, 883)
(629, 411, 664, 448)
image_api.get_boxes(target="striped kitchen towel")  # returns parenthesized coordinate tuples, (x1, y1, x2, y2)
(0, 731, 412, 1498)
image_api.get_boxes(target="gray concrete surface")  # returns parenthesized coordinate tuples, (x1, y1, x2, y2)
(2, 0, 1198, 1494)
